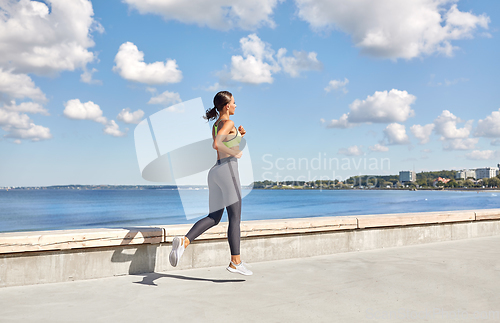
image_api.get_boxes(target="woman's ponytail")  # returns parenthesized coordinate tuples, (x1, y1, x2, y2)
(204, 107, 218, 121)
(204, 91, 233, 121)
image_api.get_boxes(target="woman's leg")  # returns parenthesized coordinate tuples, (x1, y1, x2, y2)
(224, 178, 252, 274)
(169, 166, 225, 267)
(184, 166, 225, 245)
(219, 158, 243, 265)
(185, 208, 223, 243)
(226, 199, 241, 257)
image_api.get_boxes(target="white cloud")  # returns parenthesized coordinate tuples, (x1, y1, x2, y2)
(63, 99, 107, 124)
(324, 89, 416, 127)
(443, 138, 478, 151)
(0, 108, 51, 142)
(349, 90, 416, 123)
(4, 123, 52, 141)
(338, 145, 363, 156)
(123, 0, 281, 31)
(384, 123, 410, 145)
(432, 110, 478, 150)
(325, 78, 348, 93)
(203, 82, 222, 92)
(80, 68, 102, 85)
(113, 42, 182, 84)
(465, 150, 499, 160)
(1, 100, 48, 115)
(230, 34, 280, 84)
(230, 55, 277, 84)
(294, 0, 490, 60)
(148, 90, 182, 106)
(103, 120, 127, 137)
(369, 144, 389, 152)
(433, 110, 472, 140)
(475, 108, 500, 138)
(0, 74, 51, 142)
(0, 70, 50, 142)
(63, 99, 128, 137)
(0, 69, 47, 103)
(0, 0, 102, 75)
(117, 108, 145, 124)
(0, 108, 31, 129)
(228, 34, 321, 84)
(0, 1, 102, 143)
(491, 139, 500, 146)
(321, 114, 354, 129)
(276, 49, 322, 77)
(410, 124, 435, 144)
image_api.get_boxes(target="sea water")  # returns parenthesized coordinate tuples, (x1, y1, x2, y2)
(0, 189, 498, 233)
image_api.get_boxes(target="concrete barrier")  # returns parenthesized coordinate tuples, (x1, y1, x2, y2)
(356, 210, 475, 228)
(1, 209, 500, 288)
(0, 227, 162, 253)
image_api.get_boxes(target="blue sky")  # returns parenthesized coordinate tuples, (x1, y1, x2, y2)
(1, 0, 499, 186)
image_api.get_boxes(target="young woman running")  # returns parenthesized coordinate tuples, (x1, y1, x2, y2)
(169, 91, 252, 275)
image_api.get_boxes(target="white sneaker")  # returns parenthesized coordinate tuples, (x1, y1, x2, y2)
(169, 236, 185, 267)
(227, 261, 253, 276)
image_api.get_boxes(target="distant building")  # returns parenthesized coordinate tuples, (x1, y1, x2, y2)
(475, 167, 499, 179)
(455, 169, 476, 180)
(399, 170, 416, 183)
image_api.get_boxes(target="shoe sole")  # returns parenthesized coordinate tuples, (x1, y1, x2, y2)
(169, 237, 181, 267)
(226, 266, 253, 276)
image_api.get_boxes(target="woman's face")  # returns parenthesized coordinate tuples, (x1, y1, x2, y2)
(227, 96, 236, 115)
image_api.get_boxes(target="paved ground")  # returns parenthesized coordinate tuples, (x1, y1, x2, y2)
(1, 235, 500, 323)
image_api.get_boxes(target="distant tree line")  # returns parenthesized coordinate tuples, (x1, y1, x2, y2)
(253, 170, 500, 189)
(415, 170, 457, 181)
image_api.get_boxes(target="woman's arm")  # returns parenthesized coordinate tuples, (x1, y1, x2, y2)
(214, 120, 242, 158)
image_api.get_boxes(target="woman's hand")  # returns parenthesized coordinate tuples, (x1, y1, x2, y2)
(234, 150, 243, 159)
(238, 125, 246, 136)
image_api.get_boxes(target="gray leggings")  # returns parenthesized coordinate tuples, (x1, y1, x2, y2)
(185, 157, 242, 255)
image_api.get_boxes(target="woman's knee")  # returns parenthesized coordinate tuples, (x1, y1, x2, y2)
(208, 209, 224, 225)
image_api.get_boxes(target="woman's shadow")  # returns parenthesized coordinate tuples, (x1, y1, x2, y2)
(110, 227, 245, 286)
(132, 272, 245, 286)
(110, 227, 159, 274)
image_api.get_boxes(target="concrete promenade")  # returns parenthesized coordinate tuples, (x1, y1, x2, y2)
(1, 234, 499, 323)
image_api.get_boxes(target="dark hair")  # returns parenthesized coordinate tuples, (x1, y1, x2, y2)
(204, 91, 232, 121)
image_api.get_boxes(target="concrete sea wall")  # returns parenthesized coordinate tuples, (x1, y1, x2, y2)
(1, 209, 500, 287)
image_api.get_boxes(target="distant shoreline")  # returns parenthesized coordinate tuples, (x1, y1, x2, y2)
(1, 185, 499, 192)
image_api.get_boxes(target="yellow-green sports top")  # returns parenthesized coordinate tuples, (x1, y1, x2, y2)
(214, 119, 242, 148)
